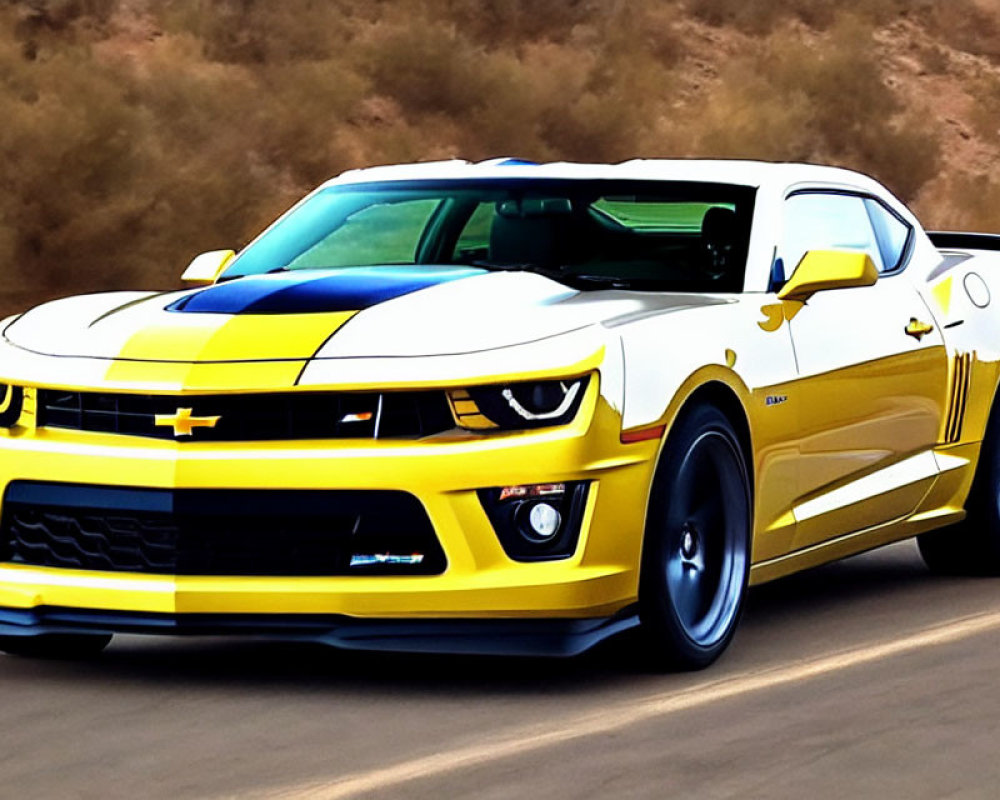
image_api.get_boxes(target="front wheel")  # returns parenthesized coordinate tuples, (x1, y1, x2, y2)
(639, 405, 751, 670)
(0, 633, 113, 659)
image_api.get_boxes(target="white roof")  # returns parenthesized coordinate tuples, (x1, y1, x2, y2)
(324, 158, 883, 193)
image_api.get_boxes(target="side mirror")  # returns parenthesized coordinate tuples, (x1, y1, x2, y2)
(181, 249, 236, 285)
(777, 250, 878, 302)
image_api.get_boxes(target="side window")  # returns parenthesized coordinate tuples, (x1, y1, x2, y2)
(780, 193, 885, 277)
(864, 198, 911, 272)
(287, 198, 440, 269)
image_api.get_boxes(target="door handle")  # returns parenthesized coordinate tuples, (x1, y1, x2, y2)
(905, 318, 934, 341)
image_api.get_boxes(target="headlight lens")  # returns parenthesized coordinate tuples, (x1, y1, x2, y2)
(449, 375, 589, 431)
(0, 384, 23, 428)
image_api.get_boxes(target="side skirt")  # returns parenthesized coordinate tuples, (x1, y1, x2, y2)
(749, 507, 966, 586)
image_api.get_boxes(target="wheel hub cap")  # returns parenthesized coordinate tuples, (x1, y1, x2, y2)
(680, 524, 699, 560)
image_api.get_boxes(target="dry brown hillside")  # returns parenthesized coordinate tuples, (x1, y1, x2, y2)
(2, 0, 1000, 313)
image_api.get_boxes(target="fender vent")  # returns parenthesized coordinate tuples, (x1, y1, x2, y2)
(945, 352, 972, 444)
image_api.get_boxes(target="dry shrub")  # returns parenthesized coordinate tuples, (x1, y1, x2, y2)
(362, 17, 487, 117)
(926, 172, 1000, 232)
(688, 0, 843, 33)
(911, 0, 1000, 61)
(968, 74, 1000, 140)
(159, 0, 363, 64)
(438, 0, 599, 45)
(0, 0, 990, 315)
(688, 17, 942, 201)
(916, 42, 951, 75)
(0, 24, 148, 292)
(358, 2, 681, 163)
(12, 0, 117, 34)
(0, 19, 297, 298)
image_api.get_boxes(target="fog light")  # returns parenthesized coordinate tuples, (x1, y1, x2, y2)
(477, 481, 590, 561)
(527, 502, 562, 540)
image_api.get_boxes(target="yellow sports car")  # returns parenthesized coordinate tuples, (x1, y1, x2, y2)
(0, 158, 996, 668)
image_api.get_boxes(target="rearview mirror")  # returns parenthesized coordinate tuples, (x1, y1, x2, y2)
(777, 250, 878, 302)
(181, 249, 236, 285)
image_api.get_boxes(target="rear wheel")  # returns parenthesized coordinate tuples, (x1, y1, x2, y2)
(0, 633, 112, 659)
(919, 411, 1000, 575)
(639, 405, 751, 670)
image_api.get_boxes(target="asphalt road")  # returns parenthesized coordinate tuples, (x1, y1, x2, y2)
(4, 540, 1000, 800)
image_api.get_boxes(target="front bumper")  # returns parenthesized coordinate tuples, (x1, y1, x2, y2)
(0, 379, 660, 646)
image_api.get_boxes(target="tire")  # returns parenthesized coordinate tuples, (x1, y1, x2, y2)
(0, 633, 113, 659)
(639, 404, 752, 670)
(918, 410, 1000, 575)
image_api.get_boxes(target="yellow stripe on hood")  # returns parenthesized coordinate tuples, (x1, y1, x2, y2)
(114, 311, 357, 362)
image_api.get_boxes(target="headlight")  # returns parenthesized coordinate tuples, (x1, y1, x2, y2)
(448, 375, 590, 431)
(0, 384, 23, 428)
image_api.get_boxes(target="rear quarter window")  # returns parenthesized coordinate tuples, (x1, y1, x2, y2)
(864, 198, 912, 272)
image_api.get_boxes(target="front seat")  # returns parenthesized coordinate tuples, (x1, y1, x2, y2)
(700, 206, 740, 281)
(489, 211, 575, 269)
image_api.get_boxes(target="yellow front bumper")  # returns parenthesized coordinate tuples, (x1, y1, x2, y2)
(0, 389, 658, 624)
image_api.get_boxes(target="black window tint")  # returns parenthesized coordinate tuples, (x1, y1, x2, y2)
(864, 198, 911, 272)
(226, 179, 757, 293)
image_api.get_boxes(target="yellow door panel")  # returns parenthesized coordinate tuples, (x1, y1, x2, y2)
(785, 282, 948, 550)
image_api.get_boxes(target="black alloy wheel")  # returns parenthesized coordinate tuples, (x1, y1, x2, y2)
(639, 404, 751, 670)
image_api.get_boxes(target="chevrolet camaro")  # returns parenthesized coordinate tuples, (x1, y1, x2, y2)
(0, 158, 998, 669)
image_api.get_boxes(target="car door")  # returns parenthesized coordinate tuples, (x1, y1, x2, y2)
(779, 191, 949, 551)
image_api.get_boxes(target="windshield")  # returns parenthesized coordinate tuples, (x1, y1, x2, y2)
(223, 179, 756, 292)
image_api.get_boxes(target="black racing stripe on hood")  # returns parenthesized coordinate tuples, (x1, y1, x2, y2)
(167, 266, 485, 314)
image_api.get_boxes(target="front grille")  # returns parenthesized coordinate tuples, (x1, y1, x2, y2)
(0, 482, 447, 576)
(36, 389, 455, 441)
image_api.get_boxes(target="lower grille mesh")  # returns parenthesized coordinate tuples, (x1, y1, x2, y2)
(0, 482, 446, 576)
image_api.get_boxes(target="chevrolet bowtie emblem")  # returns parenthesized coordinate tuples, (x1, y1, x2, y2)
(154, 408, 221, 437)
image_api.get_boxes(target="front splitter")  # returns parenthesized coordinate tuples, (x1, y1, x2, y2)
(0, 604, 640, 658)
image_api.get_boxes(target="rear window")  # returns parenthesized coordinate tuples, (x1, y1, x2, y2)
(592, 200, 737, 233)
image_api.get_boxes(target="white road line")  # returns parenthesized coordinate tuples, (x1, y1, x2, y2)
(243, 611, 1000, 800)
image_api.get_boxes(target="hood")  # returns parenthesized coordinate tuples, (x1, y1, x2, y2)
(3, 267, 725, 362)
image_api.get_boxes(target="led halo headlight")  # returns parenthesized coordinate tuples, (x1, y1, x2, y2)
(461, 375, 590, 431)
